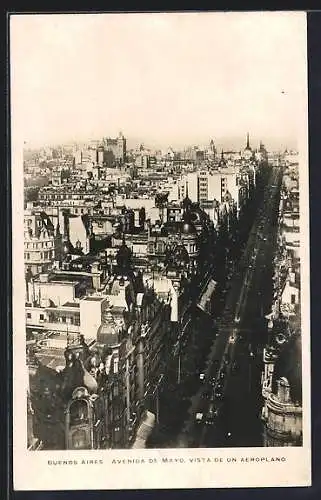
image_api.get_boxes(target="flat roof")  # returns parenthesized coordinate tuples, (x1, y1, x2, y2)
(82, 296, 105, 301)
(35, 278, 79, 285)
(62, 301, 80, 308)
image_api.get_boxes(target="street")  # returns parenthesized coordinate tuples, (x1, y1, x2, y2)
(197, 166, 282, 448)
(146, 165, 282, 448)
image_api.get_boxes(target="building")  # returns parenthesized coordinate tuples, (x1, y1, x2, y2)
(167, 162, 251, 215)
(261, 160, 302, 446)
(261, 333, 302, 446)
(242, 132, 254, 161)
(103, 132, 126, 163)
(24, 206, 63, 275)
(27, 240, 173, 449)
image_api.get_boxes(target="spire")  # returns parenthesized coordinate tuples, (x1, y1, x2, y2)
(219, 149, 226, 168)
(116, 232, 132, 273)
(246, 132, 250, 149)
(62, 211, 69, 241)
(55, 221, 61, 237)
(182, 180, 192, 211)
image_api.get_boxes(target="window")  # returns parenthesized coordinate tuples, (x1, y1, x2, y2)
(39, 314, 44, 322)
(291, 294, 296, 304)
(157, 242, 164, 253)
(26, 312, 31, 319)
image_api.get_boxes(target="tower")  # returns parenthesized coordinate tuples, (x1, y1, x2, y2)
(116, 233, 133, 275)
(65, 387, 101, 449)
(246, 132, 250, 150)
(219, 149, 226, 168)
(209, 139, 216, 159)
(117, 131, 126, 163)
(243, 133, 253, 161)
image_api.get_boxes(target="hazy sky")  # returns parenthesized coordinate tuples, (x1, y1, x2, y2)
(11, 12, 307, 150)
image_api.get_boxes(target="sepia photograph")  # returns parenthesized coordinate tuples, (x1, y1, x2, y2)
(11, 11, 311, 490)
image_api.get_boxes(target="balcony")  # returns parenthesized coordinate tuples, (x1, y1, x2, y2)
(27, 320, 80, 334)
(267, 392, 302, 415)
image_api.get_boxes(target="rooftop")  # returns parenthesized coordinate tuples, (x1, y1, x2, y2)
(82, 295, 105, 302)
(62, 301, 79, 308)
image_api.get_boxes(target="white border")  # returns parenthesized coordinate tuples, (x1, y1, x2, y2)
(11, 11, 311, 490)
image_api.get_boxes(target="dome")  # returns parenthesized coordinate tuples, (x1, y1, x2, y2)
(181, 210, 197, 235)
(63, 239, 74, 255)
(272, 333, 302, 404)
(173, 243, 190, 265)
(182, 221, 197, 235)
(97, 309, 120, 346)
(166, 241, 190, 272)
(190, 205, 210, 229)
(97, 321, 117, 338)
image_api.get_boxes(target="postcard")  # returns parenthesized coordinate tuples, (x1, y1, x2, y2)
(10, 11, 311, 490)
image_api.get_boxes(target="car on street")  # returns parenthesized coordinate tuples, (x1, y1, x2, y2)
(214, 387, 224, 400)
(205, 404, 219, 425)
(214, 380, 224, 398)
(195, 412, 204, 424)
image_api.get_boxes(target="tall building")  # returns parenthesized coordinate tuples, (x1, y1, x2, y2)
(261, 333, 302, 447)
(261, 160, 302, 447)
(103, 132, 126, 163)
(242, 132, 254, 161)
(24, 207, 63, 276)
(207, 139, 217, 160)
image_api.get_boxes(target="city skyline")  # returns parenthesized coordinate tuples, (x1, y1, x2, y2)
(11, 12, 306, 149)
(23, 133, 297, 154)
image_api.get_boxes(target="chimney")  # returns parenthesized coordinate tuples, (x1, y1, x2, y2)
(91, 262, 101, 290)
